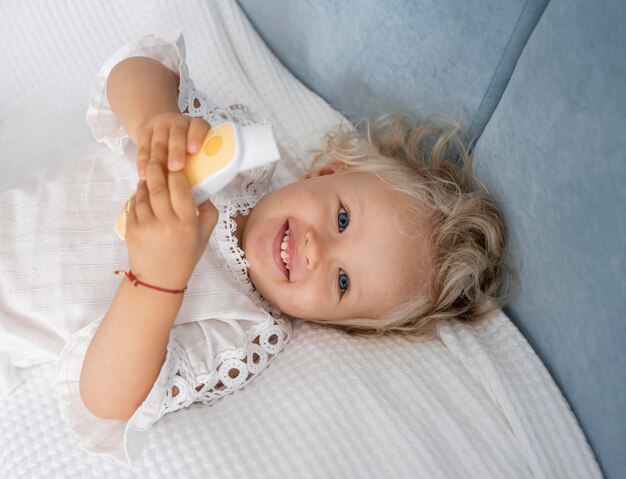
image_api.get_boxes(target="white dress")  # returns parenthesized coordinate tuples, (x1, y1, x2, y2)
(0, 32, 291, 467)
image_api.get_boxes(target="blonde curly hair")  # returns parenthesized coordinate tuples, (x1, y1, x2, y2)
(308, 113, 515, 339)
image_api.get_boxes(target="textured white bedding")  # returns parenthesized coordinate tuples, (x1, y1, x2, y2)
(0, 0, 601, 477)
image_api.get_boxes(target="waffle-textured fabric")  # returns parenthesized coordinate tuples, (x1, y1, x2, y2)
(0, 0, 601, 477)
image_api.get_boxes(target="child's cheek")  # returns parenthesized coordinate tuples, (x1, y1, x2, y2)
(280, 286, 323, 320)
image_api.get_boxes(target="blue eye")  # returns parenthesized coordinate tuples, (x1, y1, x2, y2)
(338, 206, 349, 232)
(338, 270, 350, 295)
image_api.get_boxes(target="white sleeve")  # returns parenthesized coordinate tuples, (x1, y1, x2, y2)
(55, 315, 290, 467)
(85, 31, 190, 154)
(85, 31, 255, 155)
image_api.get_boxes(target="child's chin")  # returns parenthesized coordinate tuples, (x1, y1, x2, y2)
(269, 298, 297, 317)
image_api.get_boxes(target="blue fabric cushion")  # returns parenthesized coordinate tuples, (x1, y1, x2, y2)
(237, 0, 547, 139)
(473, 0, 626, 477)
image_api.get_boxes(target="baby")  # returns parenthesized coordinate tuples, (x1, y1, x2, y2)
(79, 44, 510, 435)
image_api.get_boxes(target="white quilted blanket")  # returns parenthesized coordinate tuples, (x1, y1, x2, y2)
(0, 0, 601, 477)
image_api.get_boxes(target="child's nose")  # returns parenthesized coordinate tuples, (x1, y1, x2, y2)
(304, 229, 321, 271)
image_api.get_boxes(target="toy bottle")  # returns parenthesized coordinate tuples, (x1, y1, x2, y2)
(115, 122, 280, 239)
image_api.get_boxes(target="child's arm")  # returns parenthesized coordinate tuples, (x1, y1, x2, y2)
(79, 57, 216, 420)
(80, 168, 217, 420)
(105, 56, 210, 178)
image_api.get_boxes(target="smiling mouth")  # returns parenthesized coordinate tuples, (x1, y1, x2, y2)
(274, 220, 290, 279)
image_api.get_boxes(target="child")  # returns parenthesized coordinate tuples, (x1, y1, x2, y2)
(9, 33, 509, 466)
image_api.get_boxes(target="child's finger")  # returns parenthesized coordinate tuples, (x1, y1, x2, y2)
(133, 179, 152, 222)
(187, 118, 210, 154)
(167, 170, 196, 219)
(197, 200, 218, 243)
(125, 192, 138, 231)
(149, 125, 171, 167)
(167, 118, 189, 172)
(136, 130, 153, 180)
(146, 159, 174, 219)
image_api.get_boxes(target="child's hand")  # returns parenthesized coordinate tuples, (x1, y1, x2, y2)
(135, 113, 210, 180)
(125, 159, 217, 291)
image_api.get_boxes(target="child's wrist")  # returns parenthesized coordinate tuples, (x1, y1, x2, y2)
(125, 251, 195, 290)
(115, 270, 187, 294)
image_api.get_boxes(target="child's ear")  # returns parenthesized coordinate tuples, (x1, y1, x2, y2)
(300, 162, 344, 180)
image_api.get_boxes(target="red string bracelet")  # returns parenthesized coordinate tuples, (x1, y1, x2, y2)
(114, 270, 187, 294)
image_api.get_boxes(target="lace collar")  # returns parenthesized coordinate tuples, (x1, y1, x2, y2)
(208, 163, 283, 319)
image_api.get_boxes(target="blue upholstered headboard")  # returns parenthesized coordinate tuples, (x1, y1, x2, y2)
(237, 1, 626, 477)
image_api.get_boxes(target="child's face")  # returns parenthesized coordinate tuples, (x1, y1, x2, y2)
(242, 169, 430, 322)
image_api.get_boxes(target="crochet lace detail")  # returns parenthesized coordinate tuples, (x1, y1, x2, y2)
(158, 77, 288, 413)
(179, 73, 256, 128)
(160, 316, 290, 414)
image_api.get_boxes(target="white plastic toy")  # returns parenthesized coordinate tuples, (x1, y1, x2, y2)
(115, 122, 280, 239)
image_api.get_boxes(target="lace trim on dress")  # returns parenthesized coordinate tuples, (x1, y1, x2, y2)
(178, 74, 256, 128)
(160, 316, 290, 415)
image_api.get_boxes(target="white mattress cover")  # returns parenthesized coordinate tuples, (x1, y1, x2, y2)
(0, 0, 602, 477)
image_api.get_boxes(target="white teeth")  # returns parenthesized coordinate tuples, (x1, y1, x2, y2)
(280, 228, 290, 269)
(280, 250, 290, 268)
